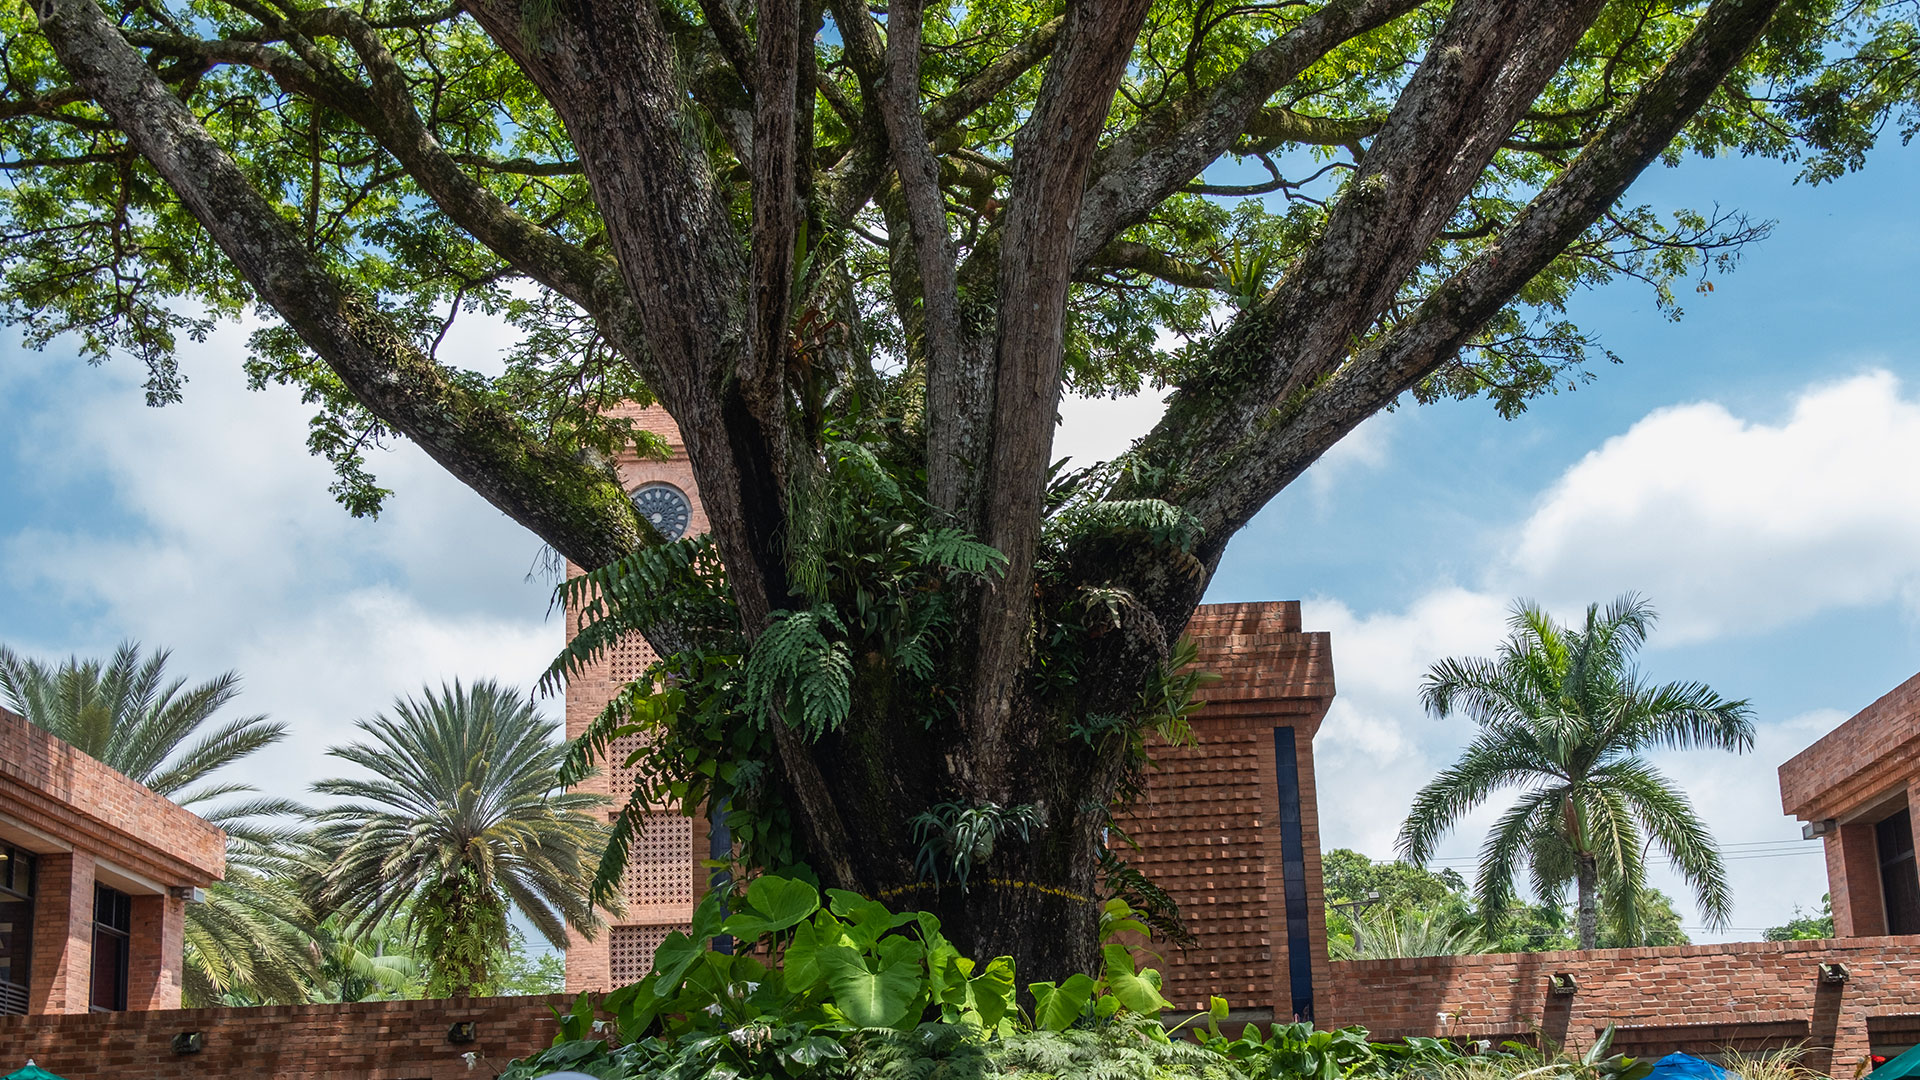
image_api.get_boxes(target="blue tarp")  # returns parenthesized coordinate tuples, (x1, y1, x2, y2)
(1645, 1053, 1733, 1080)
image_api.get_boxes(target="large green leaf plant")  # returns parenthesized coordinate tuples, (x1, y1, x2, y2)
(499, 875, 1177, 1080)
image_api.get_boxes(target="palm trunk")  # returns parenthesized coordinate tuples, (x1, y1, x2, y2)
(1575, 852, 1600, 950)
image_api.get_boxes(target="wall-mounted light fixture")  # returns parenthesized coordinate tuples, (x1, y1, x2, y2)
(1802, 819, 1838, 840)
(447, 1021, 478, 1044)
(166, 885, 207, 903)
(171, 1031, 204, 1054)
(1818, 962, 1850, 985)
(1548, 973, 1579, 996)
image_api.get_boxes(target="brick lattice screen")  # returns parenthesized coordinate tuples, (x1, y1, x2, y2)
(624, 814, 696, 913)
(609, 924, 688, 984)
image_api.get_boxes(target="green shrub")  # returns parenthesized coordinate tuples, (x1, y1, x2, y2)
(499, 875, 1539, 1080)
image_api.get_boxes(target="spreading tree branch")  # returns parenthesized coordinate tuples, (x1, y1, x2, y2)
(26, 0, 645, 570)
(1182, 0, 1790, 538)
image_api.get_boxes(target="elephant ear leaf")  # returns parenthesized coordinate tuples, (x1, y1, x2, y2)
(723, 875, 820, 939)
(968, 956, 1017, 1029)
(1029, 972, 1098, 1032)
(649, 931, 705, 997)
(1102, 943, 1171, 1016)
(818, 944, 922, 1028)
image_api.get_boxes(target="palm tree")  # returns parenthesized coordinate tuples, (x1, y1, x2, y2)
(307, 916, 421, 1003)
(0, 641, 318, 1002)
(0, 642, 285, 810)
(1396, 595, 1753, 950)
(313, 680, 612, 996)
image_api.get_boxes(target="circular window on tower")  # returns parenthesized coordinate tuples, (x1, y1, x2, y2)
(631, 482, 693, 540)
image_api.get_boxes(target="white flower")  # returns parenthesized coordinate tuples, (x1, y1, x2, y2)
(728, 1028, 754, 1045)
(705, 1002, 725, 1017)
(744, 982, 761, 993)
(591, 1019, 609, 1033)
(461, 1051, 479, 1071)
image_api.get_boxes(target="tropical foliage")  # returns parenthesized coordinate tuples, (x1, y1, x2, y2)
(0, 641, 318, 1004)
(1397, 595, 1752, 949)
(1765, 895, 1835, 941)
(312, 679, 611, 995)
(0, 642, 286, 812)
(1323, 849, 1688, 959)
(498, 873, 1667, 1080)
(1330, 907, 1492, 962)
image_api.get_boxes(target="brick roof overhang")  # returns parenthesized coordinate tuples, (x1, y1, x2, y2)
(0, 707, 226, 888)
(1778, 670, 1920, 823)
(1186, 601, 1335, 731)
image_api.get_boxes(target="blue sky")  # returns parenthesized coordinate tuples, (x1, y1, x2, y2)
(5, 135, 1919, 944)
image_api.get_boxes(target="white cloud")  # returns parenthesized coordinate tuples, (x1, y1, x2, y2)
(1306, 588, 1511, 861)
(1054, 387, 1171, 466)
(1301, 371, 1920, 939)
(1513, 369, 1920, 640)
(1, 323, 563, 801)
(1305, 410, 1396, 501)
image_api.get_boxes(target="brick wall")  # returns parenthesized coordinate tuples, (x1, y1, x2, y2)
(127, 892, 186, 1010)
(0, 709, 224, 885)
(28, 852, 93, 1015)
(1327, 937, 1920, 1074)
(1114, 602, 1335, 1019)
(0, 995, 568, 1079)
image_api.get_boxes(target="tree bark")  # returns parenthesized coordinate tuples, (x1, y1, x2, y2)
(1576, 852, 1600, 951)
(964, 0, 1153, 803)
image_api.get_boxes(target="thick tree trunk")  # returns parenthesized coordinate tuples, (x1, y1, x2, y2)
(1576, 853, 1600, 951)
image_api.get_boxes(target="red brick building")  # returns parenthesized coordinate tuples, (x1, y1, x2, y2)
(1779, 672, 1920, 938)
(0, 705, 225, 1016)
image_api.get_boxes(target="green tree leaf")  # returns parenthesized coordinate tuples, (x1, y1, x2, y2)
(818, 942, 924, 1028)
(721, 875, 820, 939)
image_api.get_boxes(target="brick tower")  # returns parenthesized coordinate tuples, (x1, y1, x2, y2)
(563, 405, 710, 993)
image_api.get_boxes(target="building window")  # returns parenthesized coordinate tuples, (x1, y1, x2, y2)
(1877, 808, 1920, 936)
(0, 846, 33, 1016)
(90, 884, 131, 1012)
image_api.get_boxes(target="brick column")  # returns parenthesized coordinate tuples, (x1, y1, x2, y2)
(28, 852, 94, 1014)
(1294, 731, 1335, 1019)
(1828, 824, 1885, 938)
(128, 893, 186, 1009)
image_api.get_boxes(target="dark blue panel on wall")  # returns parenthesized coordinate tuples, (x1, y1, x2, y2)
(1273, 726, 1314, 1021)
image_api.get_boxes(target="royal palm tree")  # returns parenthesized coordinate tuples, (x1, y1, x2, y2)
(313, 680, 611, 996)
(0, 641, 318, 1002)
(1397, 595, 1753, 950)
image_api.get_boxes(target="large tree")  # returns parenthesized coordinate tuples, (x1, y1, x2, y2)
(5, 0, 1913, 975)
